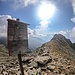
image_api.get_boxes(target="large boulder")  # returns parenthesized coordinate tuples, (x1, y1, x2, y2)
(28, 61, 38, 68)
(35, 56, 52, 65)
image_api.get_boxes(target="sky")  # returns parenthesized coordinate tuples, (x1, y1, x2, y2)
(0, 0, 75, 43)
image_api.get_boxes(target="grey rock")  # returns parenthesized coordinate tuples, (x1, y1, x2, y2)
(41, 53, 49, 56)
(27, 68, 37, 75)
(28, 61, 38, 68)
(59, 74, 65, 75)
(35, 56, 52, 65)
(47, 65, 55, 71)
(22, 57, 33, 63)
(24, 71, 28, 75)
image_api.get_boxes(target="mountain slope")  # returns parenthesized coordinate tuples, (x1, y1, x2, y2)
(0, 44, 8, 57)
(0, 34, 75, 75)
(25, 34, 75, 75)
(0, 36, 45, 51)
(41, 34, 75, 60)
(0, 37, 7, 47)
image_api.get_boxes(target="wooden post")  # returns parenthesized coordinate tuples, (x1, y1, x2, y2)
(18, 53, 24, 75)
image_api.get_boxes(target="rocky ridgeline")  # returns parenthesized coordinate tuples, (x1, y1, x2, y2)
(43, 34, 75, 60)
(0, 48, 75, 75)
(0, 34, 75, 75)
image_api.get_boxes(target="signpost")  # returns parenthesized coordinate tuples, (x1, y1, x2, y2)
(7, 19, 29, 75)
(18, 52, 24, 75)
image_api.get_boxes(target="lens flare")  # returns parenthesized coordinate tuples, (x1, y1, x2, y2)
(38, 2, 56, 20)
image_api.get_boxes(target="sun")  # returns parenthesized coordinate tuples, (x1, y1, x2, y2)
(38, 2, 56, 20)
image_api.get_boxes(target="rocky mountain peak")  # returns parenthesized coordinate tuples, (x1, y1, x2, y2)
(51, 34, 66, 40)
(41, 34, 75, 61)
(51, 34, 73, 48)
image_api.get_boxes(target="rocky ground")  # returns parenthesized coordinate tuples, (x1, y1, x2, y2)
(0, 34, 75, 75)
(0, 47, 75, 75)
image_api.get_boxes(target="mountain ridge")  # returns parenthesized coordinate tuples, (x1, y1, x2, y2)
(41, 34, 75, 60)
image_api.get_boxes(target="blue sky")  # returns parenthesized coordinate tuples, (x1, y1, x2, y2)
(0, 0, 75, 43)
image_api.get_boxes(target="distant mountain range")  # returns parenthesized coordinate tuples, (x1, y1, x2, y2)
(28, 36, 46, 50)
(0, 36, 46, 50)
(0, 37, 7, 47)
(0, 34, 75, 51)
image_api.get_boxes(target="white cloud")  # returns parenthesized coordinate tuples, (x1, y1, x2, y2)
(28, 20, 50, 38)
(55, 27, 75, 42)
(28, 28, 37, 37)
(71, 0, 75, 14)
(47, 30, 67, 38)
(13, 0, 38, 9)
(34, 20, 50, 37)
(39, 20, 50, 28)
(28, 27, 47, 38)
(28, 19, 75, 42)
(13, 0, 58, 10)
(70, 26, 75, 38)
(71, 0, 75, 23)
(0, 15, 49, 38)
(70, 0, 75, 36)
(70, 0, 75, 40)
(44, 27, 75, 42)
(0, 15, 16, 37)
(0, 15, 75, 43)
(71, 17, 75, 23)
(58, 30, 67, 36)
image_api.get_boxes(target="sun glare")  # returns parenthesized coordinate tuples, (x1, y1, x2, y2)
(38, 2, 56, 20)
